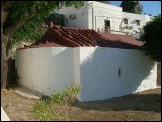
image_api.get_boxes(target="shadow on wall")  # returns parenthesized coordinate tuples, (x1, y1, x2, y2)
(79, 46, 155, 101)
(7, 57, 18, 88)
(157, 62, 161, 86)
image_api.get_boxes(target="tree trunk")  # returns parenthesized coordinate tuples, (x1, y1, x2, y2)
(1, 32, 16, 89)
(1, 1, 36, 88)
(1, 33, 9, 88)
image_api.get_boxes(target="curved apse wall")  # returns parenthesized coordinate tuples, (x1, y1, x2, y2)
(16, 47, 75, 96)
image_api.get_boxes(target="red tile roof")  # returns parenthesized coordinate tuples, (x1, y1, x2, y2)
(99, 32, 143, 48)
(21, 25, 143, 49)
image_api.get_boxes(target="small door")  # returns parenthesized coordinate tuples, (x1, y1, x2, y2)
(105, 20, 111, 33)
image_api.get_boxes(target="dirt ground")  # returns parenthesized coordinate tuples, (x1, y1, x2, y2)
(1, 89, 37, 121)
(1, 88, 161, 121)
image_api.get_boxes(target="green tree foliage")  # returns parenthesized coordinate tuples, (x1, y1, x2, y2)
(1, 1, 84, 88)
(3, 1, 84, 45)
(140, 15, 161, 61)
(120, 1, 143, 14)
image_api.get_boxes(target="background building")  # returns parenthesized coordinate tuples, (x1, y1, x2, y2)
(58, 1, 152, 38)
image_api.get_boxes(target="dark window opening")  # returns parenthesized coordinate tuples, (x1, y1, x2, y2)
(136, 20, 140, 26)
(105, 20, 110, 27)
(124, 18, 128, 24)
(105, 20, 111, 33)
(44, 13, 65, 26)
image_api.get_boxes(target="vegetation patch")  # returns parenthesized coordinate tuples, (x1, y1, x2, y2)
(31, 85, 80, 121)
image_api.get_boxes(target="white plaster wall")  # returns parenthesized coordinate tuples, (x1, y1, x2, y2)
(88, 1, 123, 31)
(58, 1, 123, 31)
(16, 46, 157, 102)
(144, 15, 153, 23)
(58, 2, 89, 29)
(122, 12, 152, 34)
(79, 47, 157, 101)
(58, 1, 152, 36)
(16, 47, 75, 96)
(88, 2, 152, 34)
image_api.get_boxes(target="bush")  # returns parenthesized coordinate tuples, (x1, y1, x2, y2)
(140, 15, 161, 61)
(51, 85, 80, 105)
(31, 85, 80, 121)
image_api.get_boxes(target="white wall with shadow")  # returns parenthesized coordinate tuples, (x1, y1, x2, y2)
(16, 46, 157, 101)
(79, 47, 157, 102)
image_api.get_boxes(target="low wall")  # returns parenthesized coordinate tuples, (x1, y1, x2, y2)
(1, 107, 10, 121)
(16, 47, 75, 96)
(16, 47, 157, 101)
(79, 47, 157, 101)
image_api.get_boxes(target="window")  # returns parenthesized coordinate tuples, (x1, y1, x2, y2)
(105, 20, 110, 27)
(105, 20, 111, 33)
(136, 20, 140, 26)
(124, 18, 128, 24)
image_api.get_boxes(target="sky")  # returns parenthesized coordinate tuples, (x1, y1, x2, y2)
(109, 1, 161, 16)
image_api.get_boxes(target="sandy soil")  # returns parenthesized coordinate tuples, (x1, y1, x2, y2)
(1, 89, 37, 121)
(1, 88, 161, 121)
(70, 88, 161, 121)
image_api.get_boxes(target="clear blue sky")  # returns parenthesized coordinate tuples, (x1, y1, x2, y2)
(109, 1, 161, 16)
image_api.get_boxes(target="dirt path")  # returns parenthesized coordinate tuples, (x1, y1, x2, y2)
(1, 89, 37, 121)
(1, 88, 161, 121)
(70, 88, 161, 121)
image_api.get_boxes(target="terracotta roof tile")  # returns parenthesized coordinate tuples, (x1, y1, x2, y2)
(100, 32, 143, 47)
(21, 25, 143, 49)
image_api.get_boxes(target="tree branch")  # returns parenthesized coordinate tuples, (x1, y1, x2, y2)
(1, 1, 15, 10)
(4, 9, 36, 37)
(1, 1, 14, 28)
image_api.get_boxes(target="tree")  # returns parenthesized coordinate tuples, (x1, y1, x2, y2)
(1, 1, 84, 88)
(140, 15, 161, 61)
(120, 1, 143, 14)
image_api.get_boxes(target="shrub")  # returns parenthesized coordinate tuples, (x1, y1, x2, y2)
(31, 85, 80, 121)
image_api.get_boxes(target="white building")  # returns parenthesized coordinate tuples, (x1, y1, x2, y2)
(15, 2, 157, 102)
(58, 1, 152, 37)
(16, 25, 157, 102)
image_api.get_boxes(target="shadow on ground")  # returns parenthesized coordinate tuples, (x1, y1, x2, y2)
(72, 89, 161, 113)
